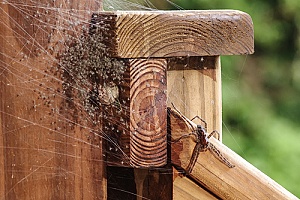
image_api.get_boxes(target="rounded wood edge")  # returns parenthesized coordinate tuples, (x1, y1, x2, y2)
(94, 10, 254, 58)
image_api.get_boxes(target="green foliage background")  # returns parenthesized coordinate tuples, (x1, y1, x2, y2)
(147, 0, 300, 197)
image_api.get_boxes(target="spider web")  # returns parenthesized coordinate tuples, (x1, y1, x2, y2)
(0, 0, 183, 199)
(2, 1, 296, 199)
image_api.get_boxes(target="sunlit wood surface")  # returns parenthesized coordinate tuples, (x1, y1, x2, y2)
(0, 1, 104, 199)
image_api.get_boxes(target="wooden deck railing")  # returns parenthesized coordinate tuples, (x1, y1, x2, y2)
(1, 0, 298, 199)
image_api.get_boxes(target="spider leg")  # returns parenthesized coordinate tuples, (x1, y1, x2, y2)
(186, 142, 202, 174)
(208, 143, 235, 168)
(191, 116, 207, 130)
(208, 130, 220, 140)
(171, 103, 196, 131)
(171, 133, 194, 143)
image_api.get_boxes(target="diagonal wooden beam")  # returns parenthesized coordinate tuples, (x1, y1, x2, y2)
(169, 106, 298, 200)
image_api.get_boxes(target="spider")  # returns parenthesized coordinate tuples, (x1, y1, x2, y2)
(170, 103, 234, 175)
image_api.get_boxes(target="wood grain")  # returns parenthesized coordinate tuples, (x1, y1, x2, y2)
(105, 59, 167, 167)
(169, 107, 298, 199)
(130, 59, 167, 167)
(0, 1, 104, 199)
(167, 56, 222, 139)
(167, 56, 222, 199)
(173, 176, 217, 200)
(94, 10, 254, 58)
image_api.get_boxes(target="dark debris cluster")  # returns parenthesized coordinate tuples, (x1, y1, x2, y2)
(58, 26, 127, 121)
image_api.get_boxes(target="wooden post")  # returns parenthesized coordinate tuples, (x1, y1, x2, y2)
(167, 56, 222, 139)
(102, 58, 168, 167)
(167, 56, 223, 199)
(0, 1, 104, 199)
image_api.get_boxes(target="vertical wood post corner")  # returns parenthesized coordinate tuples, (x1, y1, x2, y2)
(93, 10, 254, 169)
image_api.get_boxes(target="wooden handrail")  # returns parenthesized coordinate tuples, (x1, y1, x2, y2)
(4, 4, 292, 199)
(169, 107, 298, 199)
(94, 10, 254, 168)
(94, 10, 254, 58)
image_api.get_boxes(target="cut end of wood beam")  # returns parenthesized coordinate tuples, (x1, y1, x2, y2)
(105, 59, 168, 168)
(129, 59, 168, 167)
(92, 10, 254, 58)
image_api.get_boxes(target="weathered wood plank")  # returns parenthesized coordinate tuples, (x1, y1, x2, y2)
(0, 1, 104, 199)
(167, 56, 222, 139)
(167, 56, 222, 199)
(169, 107, 298, 199)
(93, 10, 254, 58)
(104, 59, 167, 167)
(173, 175, 218, 200)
